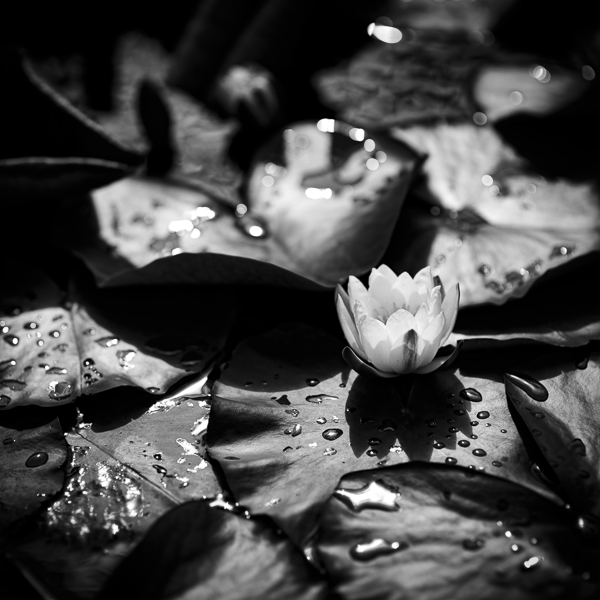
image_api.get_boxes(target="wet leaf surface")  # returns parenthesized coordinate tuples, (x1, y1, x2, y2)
(208, 324, 558, 545)
(0, 259, 233, 408)
(98, 500, 332, 600)
(67, 120, 419, 287)
(0, 418, 67, 534)
(317, 463, 600, 600)
(504, 352, 600, 517)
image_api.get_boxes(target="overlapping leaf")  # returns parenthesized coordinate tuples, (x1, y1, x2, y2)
(0, 259, 233, 408)
(0, 418, 67, 534)
(317, 464, 600, 600)
(98, 501, 331, 600)
(208, 323, 559, 545)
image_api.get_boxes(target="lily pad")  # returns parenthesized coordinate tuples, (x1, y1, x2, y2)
(0, 260, 233, 408)
(208, 324, 557, 545)
(0, 54, 142, 204)
(0, 418, 67, 534)
(503, 352, 600, 517)
(384, 124, 600, 306)
(317, 463, 600, 600)
(68, 119, 419, 287)
(98, 500, 331, 600)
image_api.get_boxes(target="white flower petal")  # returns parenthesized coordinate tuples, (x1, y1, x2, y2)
(376, 264, 398, 284)
(336, 295, 367, 359)
(391, 272, 419, 312)
(415, 337, 439, 368)
(414, 304, 429, 334)
(422, 312, 445, 345)
(368, 270, 395, 316)
(336, 284, 353, 316)
(389, 329, 419, 374)
(386, 309, 416, 342)
(440, 284, 460, 344)
(348, 276, 371, 316)
(413, 266, 434, 293)
(428, 286, 443, 317)
(357, 316, 392, 372)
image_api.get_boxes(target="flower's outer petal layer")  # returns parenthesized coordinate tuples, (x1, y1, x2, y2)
(341, 346, 399, 378)
(336, 284, 353, 317)
(357, 316, 392, 372)
(440, 284, 460, 344)
(415, 338, 439, 369)
(428, 286, 443, 318)
(386, 309, 416, 343)
(375, 264, 398, 284)
(414, 341, 462, 374)
(389, 329, 418, 373)
(348, 277, 371, 317)
(414, 304, 430, 335)
(336, 295, 367, 359)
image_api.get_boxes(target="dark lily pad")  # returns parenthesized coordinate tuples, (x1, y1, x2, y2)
(0, 260, 233, 408)
(0, 418, 67, 534)
(0, 53, 142, 203)
(317, 463, 600, 600)
(503, 352, 600, 517)
(208, 324, 557, 545)
(98, 500, 331, 600)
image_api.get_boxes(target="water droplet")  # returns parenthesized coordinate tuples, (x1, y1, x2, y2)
(83, 358, 95, 367)
(350, 539, 407, 561)
(576, 356, 589, 370)
(1, 379, 26, 391)
(360, 416, 374, 425)
(462, 537, 485, 550)
(23, 322, 38, 330)
(533, 412, 545, 420)
(305, 393, 337, 404)
(522, 556, 542, 571)
(511, 544, 523, 553)
(316, 417, 327, 424)
(2, 437, 15, 444)
(285, 409, 300, 417)
(425, 419, 437, 428)
(49, 330, 60, 338)
(323, 428, 343, 441)
(0, 395, 11, 407)
(36, 340, 44, 347)
(470, 421, 479, 427)
(283, 446, 293, 452)
(458, 440, 470, 448)
(472, 449, 487, 457)
(324, 447, 337, 456)
(460, 388, 482, 402)
(3, 335, 19, 346)
(26, 452, 49, 467)
(306, 378, 319, 387)
(0, 359, 16, 373)
(153, 453, 163, 460)
(117, 349, 137, 369)
(46, 367, 67, 375)
(500, 429, 507, 433)
(368, 437, 382, 446)
(366, 449, 379, 456)
(505, 372, 548, 402)
(478, 264, 491, 276)
(284, 424, 302, 437)
(147, 387, 161, 394)
(433, 442, 445, 449)
(48, 381, 72, 400)
(570, 438, 586, 456)
(153, 464, 168, 475)
(492, 461, 503, 467)
(476, 411, 490, 419)
(84, 328, 96, 336)
(448, 427, 459, 433)
(378, 419, 398, 432)
(96, 336, 119, 348)
(445, 457, 458, 465)
(453, 409, 466, 416)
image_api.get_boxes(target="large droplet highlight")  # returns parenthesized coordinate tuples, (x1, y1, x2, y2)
(350, 539, 407, 561)
(505, 372, 548, 402)
(322, 428, 343, 441)
(26, 452, 49, 468)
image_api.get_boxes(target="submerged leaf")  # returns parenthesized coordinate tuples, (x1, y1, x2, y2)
(317, 464, 600, 600)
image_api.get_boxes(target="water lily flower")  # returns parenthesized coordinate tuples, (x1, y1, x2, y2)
(336, 265, 460, 377)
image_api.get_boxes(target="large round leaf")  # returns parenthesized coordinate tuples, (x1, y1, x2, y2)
(317, 463, 600, 600)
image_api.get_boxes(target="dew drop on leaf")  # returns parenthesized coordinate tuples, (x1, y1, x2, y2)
(505, 372, 548, 402)
(147, 387, 161, 394)
(476, 411, 490, 419)
(83, 358, 95, 367)
(458, 440, 470, 448)
(472, 449, 487, 457)
(425, 419, 437, 428)
(570, 438, 586, 456)
(366, 449, 379, 456)
(470, 421, 479, 426)
(453, 409, 466, 416)
(322, 428, 343, 441)
(316, 417, 327, 424)
(521, 556, 543, 571)
(462, 537, 485, 550)
(26, 452, 49, 468)
(46, 367, 67, 375)
(306, 393, 338, 404)
(285, 409, 300, 417)
(0, 359, 16, 373)
(49, 331, 60, 338)
(448, 427, 459, 433)
(324, 447, 337, 456)
(3, 335, 19, 346)
(153, 464, 168, 475)
(306, 378, 320, 387)
(378, 419, 398, 432)
(368, 438, 382, 446)
(492, 461, 503, 467)
(459, 388, 482, 402)
(433, 442, 445, 449)
(1, 379, 26, 391)
(48, 381, 72, 400)
(350, 539, 407, 561)
(2, 437, 15, 445)
(96, 336, 120, 348)
(445, 457, 458, 465)
(0, 395, 11, 407)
